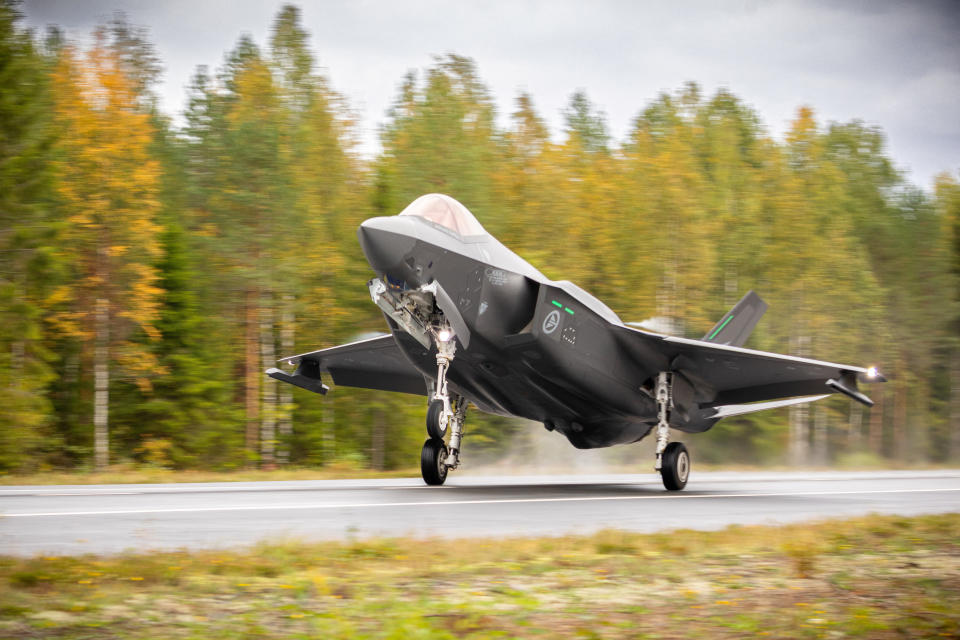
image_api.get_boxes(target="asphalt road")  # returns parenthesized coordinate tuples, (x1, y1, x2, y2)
(1, 470, 958, 556)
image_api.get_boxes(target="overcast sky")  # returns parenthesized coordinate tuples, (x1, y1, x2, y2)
(21, 0, 960, 189)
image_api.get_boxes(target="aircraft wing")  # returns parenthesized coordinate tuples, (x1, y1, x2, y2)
(616, 326, 883, 409)
(266, 334, 427, 396)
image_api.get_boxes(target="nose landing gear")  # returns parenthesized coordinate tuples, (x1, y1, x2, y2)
(421, 325, 468, 486)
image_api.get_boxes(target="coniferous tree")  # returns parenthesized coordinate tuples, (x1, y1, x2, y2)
(0, 2, 58, 471)
(378, 55, 499, 218)
(934, 175, 960, 460)
(118, 221, 242, 468)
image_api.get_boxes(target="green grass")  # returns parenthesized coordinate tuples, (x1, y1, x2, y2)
(0, 514, 958, 638)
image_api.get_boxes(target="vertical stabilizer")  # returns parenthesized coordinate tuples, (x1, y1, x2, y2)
(702, 290, 768, 347)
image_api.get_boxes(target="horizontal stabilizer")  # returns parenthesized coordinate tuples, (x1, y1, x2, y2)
(711, 394, 830, 419)
(703, 290, 768, 347)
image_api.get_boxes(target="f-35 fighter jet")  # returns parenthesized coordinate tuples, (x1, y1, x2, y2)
(267, 194, 884, 490)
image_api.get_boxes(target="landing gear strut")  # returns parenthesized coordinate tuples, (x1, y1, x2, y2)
(421, 325, 467, 486)
(653, 372, 689, 491)
(430, 329, 456, 436)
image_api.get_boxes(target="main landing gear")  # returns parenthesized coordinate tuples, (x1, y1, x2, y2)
(653, 372, 690, 491)
(421, 326, 467, 486)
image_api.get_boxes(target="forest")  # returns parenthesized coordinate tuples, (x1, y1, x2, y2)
(1, 3, 958, 474)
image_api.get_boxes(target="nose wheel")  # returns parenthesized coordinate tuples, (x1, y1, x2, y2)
(420, 438, 448, 485)
(426, 399, 447, 440)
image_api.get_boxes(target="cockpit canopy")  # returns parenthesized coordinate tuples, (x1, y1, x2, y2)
(398, 194, 486, 237)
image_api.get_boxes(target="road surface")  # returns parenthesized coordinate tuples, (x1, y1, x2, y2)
(1, 470, 958, 556)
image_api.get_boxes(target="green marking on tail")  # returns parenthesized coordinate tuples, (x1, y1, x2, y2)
(708, 314, 734, 340)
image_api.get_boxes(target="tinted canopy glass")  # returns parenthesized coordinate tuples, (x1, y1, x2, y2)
(398, 194, 486, 236)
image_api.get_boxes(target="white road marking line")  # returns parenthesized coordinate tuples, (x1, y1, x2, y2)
(43, 492, 139, 496)
(0, 484, 425, 496)
(3, 487, 959, 518)
(0, 489, 146, 498)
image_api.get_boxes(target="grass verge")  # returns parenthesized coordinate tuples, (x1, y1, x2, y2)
(0, 464, 419, 486)
(1, 513, 958, 638)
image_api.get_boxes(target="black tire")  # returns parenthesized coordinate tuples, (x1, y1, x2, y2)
(420, 438, 448, 486)
(660, 442, 690, 491)
(426, 399, 447, 440)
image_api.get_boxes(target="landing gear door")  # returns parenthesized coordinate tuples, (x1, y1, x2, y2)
(427, 280, 472, 349)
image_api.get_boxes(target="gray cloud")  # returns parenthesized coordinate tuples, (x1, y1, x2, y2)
(21, 0, 960, 187)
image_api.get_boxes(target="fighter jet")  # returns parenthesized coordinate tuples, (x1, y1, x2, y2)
(268, 194, 884, 490)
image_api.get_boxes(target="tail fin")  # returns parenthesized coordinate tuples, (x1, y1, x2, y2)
(702, 290, 768, 347)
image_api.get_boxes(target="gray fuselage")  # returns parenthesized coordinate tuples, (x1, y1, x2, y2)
(358, 213, 665, 449)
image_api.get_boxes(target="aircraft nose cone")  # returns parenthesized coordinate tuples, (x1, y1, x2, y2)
(358, 217, 418, 279)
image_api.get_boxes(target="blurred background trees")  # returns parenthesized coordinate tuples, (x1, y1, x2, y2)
(0, 3, 957, 473)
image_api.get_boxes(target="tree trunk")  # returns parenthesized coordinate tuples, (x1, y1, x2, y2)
(657, 250, 680, 335)
(244, 288, 259, 466)
(277, 294, 295, 466)
(790, 402, 808, 466)
(10, 281, 24, 384)
(951, 353, 960, 462)
(259, 295, 276, 469)
(94, 296, 110, 470)
(10, 339, 24, 386)
(371, 408, 385, 471)
(869, 387, 884, 457)
(322, 399, 335, 465)
(789, 335, 810, 466)
(893, 372, 908, 461)
(812, 404, 827, 465)
(724, 267, 738, 308)
(848, 402, 863, 450)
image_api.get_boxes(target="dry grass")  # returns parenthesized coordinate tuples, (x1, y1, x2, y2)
(0, 513, 957, 638)
(0, 463, 418, 486)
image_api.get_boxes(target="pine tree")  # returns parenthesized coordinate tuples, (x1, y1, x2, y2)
(268, 5, 358, 465)
(122, 221, 241, 468)
(622, 86, 717, 334)
(934, 175, 960, 459)
(0, 3, 58, 471)
(494, 92, 561, 265)
(379, 55, 499, 217)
